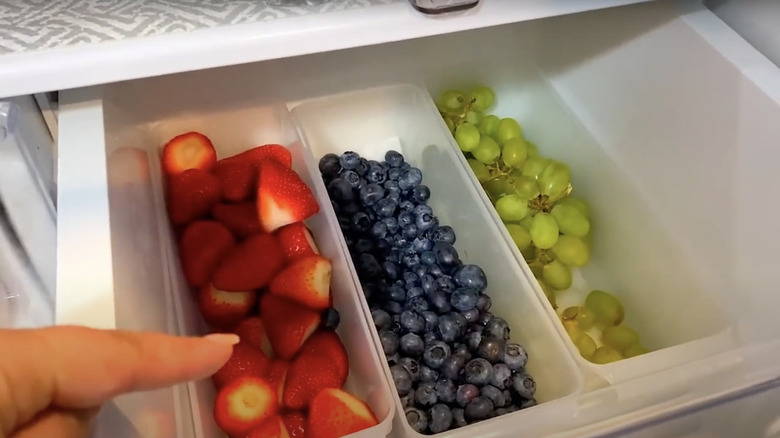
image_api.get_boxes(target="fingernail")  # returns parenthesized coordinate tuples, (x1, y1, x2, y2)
(204, 333, 240, 346)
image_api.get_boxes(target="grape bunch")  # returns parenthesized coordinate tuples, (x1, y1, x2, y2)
(435, 86, 648, 364)
(319, 150, 538, 434)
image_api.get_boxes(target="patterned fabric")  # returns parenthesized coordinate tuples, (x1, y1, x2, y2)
(0, 0, 400, 54)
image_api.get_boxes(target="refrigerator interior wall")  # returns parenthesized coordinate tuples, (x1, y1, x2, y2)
(705, 0, 780, 68)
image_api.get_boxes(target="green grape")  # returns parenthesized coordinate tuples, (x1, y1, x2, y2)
(538, 161, 572, 202)
(575, 333, 597, 360)
(602, 325, 640, 352)
(519, 214, 534, 231)
(551, 204, 590, 237)
(496, 194, 529, 222)
(501, 137, 528, 169)
(472, 136, 501, 164)
(468, 86, 496, 111)
(551, 235, 590, 267)
(585, 290, 625, 328)
(530, 213, 559, 249)
(526, 141, 540, 158)
(562, 320, 582, 343)
(542, 259, 572, 290)
(455, 123, 481, 152)
(520, 245, 537, 261)
(439, 90, 466, 110)
(541, 281, 557, 309)
(506, 223, 532, 251)
(624, 343, 649, 358)
(559, 197, 590, 218)
(521, 157, 552, 181)
(468, 159, 491, 183)
(497, 118, 523, 144)
(528, 261, 545, 279)
(484, 177, 511, 200)
(561, 306, 595, 331)
(591, 346, 623, 364)
(479, 115, 500, 138)
(466, 110, 483, 125)
(511, 174, 540, 200)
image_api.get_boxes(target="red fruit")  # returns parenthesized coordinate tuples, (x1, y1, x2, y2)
(245, 415, 290, 438)
(212, 233, 286, 292)
(212, 202, 264, 239)
(307, 388, 378, 438)
(283, 345, 345, 410)
(213, 376, 278, 437)
(234, 317, 274, 357)
(260, 294, 321, 360)
(298, 330, 349, 383)
(269, 255, 332, 311)
(198, 284, 257, 330)
(282, 412, 307, 438)
(179, 221, 235, 288)
(264, 359, 289, 405)
(166, 168, 221, 225)
(227, 144, 293, 169)
(213, 159, 256, 203)
(212, 341, 270, 389)
(275, 222, 319, 262)
(256, 159, 320, 233)
(161, 132, 217, 177)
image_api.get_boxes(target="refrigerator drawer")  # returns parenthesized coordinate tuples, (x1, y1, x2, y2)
(55, 0, 780, 437)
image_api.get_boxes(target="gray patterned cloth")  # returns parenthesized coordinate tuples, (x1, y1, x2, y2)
(0, 0, 400, 55)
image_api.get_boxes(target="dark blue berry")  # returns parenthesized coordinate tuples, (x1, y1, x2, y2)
(371, 222, 388, 240)
(407, 296, 429, 313)
(399, 167, 423, 191)
(432, 225, 457, 244)
(339, 151, 360, 170)
(451, 312, 468, 332)
(428, 290, 451, 314)
(463, 308, 480, 324)
(491, 363, 513, 389)
(399, 391, 414, 408)
(402, 253, 420, 268)
(384, 179, 401, 197)
(456, 383, 480, 408)
(413, 203, 432, 218)
(416, 211, 438, 232)
(436, 276, 456, 294)
(398, 211, 414, 228)
(453, 344, 471, 360)
(435, 379, 457, 404)
(382, 217, 399, 234)
(388, 167, 402, 181)
(397, 357, 420, 382)
(405, 407, 428, 433)
(319, 153, 341, 177)
(413, 264, 428, 278)
(327, 178, 354, 203)
(481, 385, 507, 408)
(399, 200, 415, 212)
(419, 365, 439, 382)
(440, 354, 467, 380)
(510, 372, 536, 399)
(433, 242, 461, 269)
(400, 310, 425, 334)
(354, 238, 374, 254)
(428, 264, 445, 277)
(465, 396, 494, 422)
(384, 300, 403, 315)
(477, 295, 492, 312)
(400, 333, 425, 357)
(412, 237, 433, 253)
(454, 264, 488, 293)
(429, 403, 453, 433)
(372, 309, 392, 331)
(359, 183, 385, 206)
(451, 287, 480, 312)
(423, 340, 451, 369)
(465, 329, 483, 353)
(423, 331, 439, 345)
(464, 358, 493, 386)
(374, 197, 397, 218)
(321, 308, 340, 330)
(355, 157, 370, 176)
(503, 343, 528, 371)
(421, 311, 438, 332)
(521, 398, 537, 409)
(478, 311, 493, 326)
(387, 284, 405, 301)
(342, 170, 361, 188)
(403, 224, 418, 239)
(415, 380, 438, 408)
(486, 317, 510, 341)
(358, 253, 382, 278)
(385, 150, 405, 168)
(478, 336, 505, 363)
(380, 330, 399, 356)
(452, 408, 467, 428)
(403, 271, 419, 286)
(362, 283, 378, 302)
(391, 315, 404, 334)
(412, 185, 431, 203)
(421, 275, 437, 294)
(406, 286, 424, 300)
(391, 364, 413, 395)
(367, 165, 387, 184)
(351, 212, 371, 232)
(436, 314, 460, 343)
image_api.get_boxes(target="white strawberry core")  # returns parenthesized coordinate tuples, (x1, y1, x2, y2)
(263, 197, 295, 232)
(312, 259, 332, 297)
(212, 286, 253, 305)
(329, 389, 377, 421)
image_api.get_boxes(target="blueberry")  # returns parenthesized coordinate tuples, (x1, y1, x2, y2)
(432, 225, 456, 244)
(391, 364, 413, 395)
(421, 275, 437, 294)
(374, 198, 398, 218)
(319, 153, 341, 176)
(436, 276, 456, 294)
(486, 317, 510, 341)
(465, 329, 483, 353)
(503, 389, 512, 405)
(407, 296, 429, 313)
(456, 383, 480, 408)
(521, 398, 538, 409)
(452, 344, 471, 360)
(450, 287, 480, 312)
(428, 264, 445, 278)
(429, 403, 454, 434)
(463, 308, 480, 324)
(380, 330, 399, 355)
(362, 283, 378, 302)
(503, 343, 529, 371)
(403, 272, 420, 287)
(384, 300, 403, 315)
(477, 295, 492, 313)
(341, 169, 361, 188)
(491, 363, 513, 389)
(423, 341, 451, 369)
(412, 237, 433, 253)
(412, 185, 431, 203)
(433, 242, 461, 269)
(370, 222, 388, 240)
(464, 358, 494, 386)
(440, 354, 467, 380)
(413, 203, 432, 218)
(399, 200, 415, 212)
(398, 357, 421, 382)
(434, 378, 457, 404)
(416, 211, 438, 232)
(382, 217, 400, 235)
(359, 183, 385, 206)
(415, 380, 438, 408)
(354, 238, 374, 254)
(478, 336, 506, 363)
(358, 253, 382, 278)
(420, 251, 437, 266)
(339, 151, 360, 170)
(436, 314, 460, 343)
(510, 372, 536, 399)
(481, 385, 507, 408)
(400, 224, 416, 240)
(453, 265, 488, 293)
(390, 314, 404, 334)
(351, 212, 371, 232)
(385, 150, 405, 168)
(465, 396, 494, 422)
(419, 365, 440, 382)
(356, 157, 370, 176)
(413, 264, 428, 278)
(341, 201, 361, 216)
(388, 167, 402, 181)
(405, 406, 428, 433)
(327, 178, 354, 203)
(384, 180, 401, 198)
(478, 311, 494, 326)
(321, 308, 340, 330)
(372, 309, 392, 331)
(386, 284, 405, 301)
(400, 333, 425, 357)
(452, 408, 467, 428)
(406, 288, 424, 302)
(399, 167, 424, 191)
(400, 311, 425, 334)
(451, 312, 468, 332)
(402, 253, 420, 268)
(367, 165, 387, 184)
(400, 391, 415, 408)
(423, 331, 439, 345)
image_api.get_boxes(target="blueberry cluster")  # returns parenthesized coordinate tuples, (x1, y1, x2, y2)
(319, 150, 537, 434)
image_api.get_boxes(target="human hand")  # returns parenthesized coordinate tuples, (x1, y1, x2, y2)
(0, 325, 237, 438)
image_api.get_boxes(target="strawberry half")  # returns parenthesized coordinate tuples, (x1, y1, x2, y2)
(260, 294, 321, 360)
(283, 342, 346, 410)
(298, 330, 349, 383)
(227, 144, 293, 169)
(211, 201, 264, 240)
(213, 159, 256, 203)
(245, 415, 290, 438)
(212, 340, 270, 389)
(264, 359, 289, 405)
(233, 316, 274, 357)
(275, 222, 320, 262)
(213, 376, 278, 437)
(179, 221, 235, 288)
(282, 412, 307, 438)
(269, 255, 332, 311)
(212, 233, 286, 292)
(307, 388, 378, 438)
(166, 168, 221, 225)
(161, 132, 217, 177)
(198, 284, 257, 330)
(256, 159, 320, 233)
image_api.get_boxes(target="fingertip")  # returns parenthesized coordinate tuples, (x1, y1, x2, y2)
(203, 333, 240, 346)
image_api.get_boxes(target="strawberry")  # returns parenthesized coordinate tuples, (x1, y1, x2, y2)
(307, 388, 378, 438)
(256, 159, 320, 233)
(198, 284, 257, 330)
(275, 222, 319, 262)
(264, 359, 289, 405)
(227, 144, 293, 169)
(269, 255, 332, 311)
(161, 132, 217, 177)
(233, 316, 274, 357)
(298, 330, 349, 383)
(281, 412, 307, 438)
(179, 221, 235, 288)
(212, 233, 286, 292)
(245, 415, 289, 438)
(212, 340, 270, 389)
(213, 159, 256, 203)
(211, 202, 264, 239)
(166, 168, 221, 225)
(283, 344, 345, 410)
(260, 294, 321, 360)
(213, 376, 278, 437)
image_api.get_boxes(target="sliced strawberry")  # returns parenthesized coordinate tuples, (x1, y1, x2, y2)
(283, 344, 345, 410)
(233, 316, 274, 357)
(245, 415, 290, 438)
(260, 294, 321, 360)
(275, 222, 320, 262)
(212, 233, 286, 292)
(179, 221, 235, 288)
(281, 412, 307, 438)
(213, 376, 278, 437)
(212, 340, 270, 389)
(308, 388, 378, 438)
(256, 159, 320, 233)
(298, 330, 349, 383)
(227, 144, 293, 169)
(161, 132, 217, 177)
(269, 255, 332, 311)
(213, 159, 256, 203)
(198, 284, 257, 330)
(166, 168, 221, 225)
(212, 202, 264, 239)
(264, 359, 289, 405)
